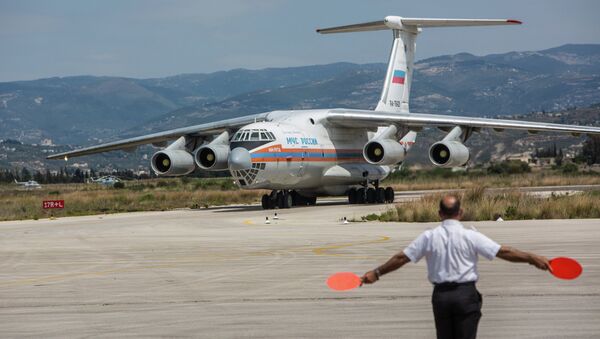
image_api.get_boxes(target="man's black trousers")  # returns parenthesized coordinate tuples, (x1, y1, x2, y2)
(431, 282, 482, 339)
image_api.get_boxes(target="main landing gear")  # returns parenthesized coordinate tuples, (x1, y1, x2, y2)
(347, 180, 394, 205)
(261, 190, 317, 210)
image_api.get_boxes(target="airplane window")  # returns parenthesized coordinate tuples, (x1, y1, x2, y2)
(260, 132, 268, 140)
(250, 132, 260, 141)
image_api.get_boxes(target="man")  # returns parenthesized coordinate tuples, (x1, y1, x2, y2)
(361, 195, 550, 339)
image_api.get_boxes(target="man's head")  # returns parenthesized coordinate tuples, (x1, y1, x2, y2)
(439, 195, 463, 220)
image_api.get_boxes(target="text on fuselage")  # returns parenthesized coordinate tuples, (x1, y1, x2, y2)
(286, 137, 318, 145)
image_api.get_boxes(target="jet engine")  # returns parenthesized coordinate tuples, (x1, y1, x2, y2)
(195, 145, 230, 170)
(194, 131, 230, 171)
(150, 136, 196, 176)
(363, 125, 415, 165)
(151, 149, 195, 176)
(428, 140, 469, 168)
(428, 126, 471, 168)
(363, 139, 406, 165)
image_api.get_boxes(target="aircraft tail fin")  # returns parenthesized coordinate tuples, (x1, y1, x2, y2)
(317, 16, 521, 113)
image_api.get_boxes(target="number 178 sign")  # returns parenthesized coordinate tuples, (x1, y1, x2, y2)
(43, 200, 64, 209)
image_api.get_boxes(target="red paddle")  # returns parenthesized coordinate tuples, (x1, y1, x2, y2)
(549, 257, 582, 280)
(327, 272, 362, 291)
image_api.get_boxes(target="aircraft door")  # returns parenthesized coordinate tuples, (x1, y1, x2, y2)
(298, 146, 308, 177)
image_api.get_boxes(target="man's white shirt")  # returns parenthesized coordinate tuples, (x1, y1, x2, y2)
(403, 219, 501, 284)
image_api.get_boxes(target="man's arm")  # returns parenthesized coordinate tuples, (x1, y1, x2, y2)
(361, 251, 411, 284)
(496, 245, 551, 270)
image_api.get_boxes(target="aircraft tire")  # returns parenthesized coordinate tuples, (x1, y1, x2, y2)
(385, 187, 395, 203)
(276, 191, 285, 209)
(291, 191, 299, 206)
(356, 188, 366, 204)
(348, 188, 357, 204)
(308, 196, 317, 206)
(283, 191, 293, 209)
(376, 187, 386, 203)
(261, 194, 270, 209)
(366, 188, 376, 204)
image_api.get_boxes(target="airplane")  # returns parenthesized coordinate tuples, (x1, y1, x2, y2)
(14, 179, 42, 189)
(89, 175, 121, 186)
(48, 16, 600, 209)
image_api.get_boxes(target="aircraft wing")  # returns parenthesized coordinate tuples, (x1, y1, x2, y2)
(326, 109, 600, 136)
(47, 113, 268, 160)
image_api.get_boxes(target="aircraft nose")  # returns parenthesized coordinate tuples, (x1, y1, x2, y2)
(228, 147, 252, 170)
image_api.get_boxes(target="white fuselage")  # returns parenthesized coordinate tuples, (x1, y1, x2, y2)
(228, 109, 395, 196)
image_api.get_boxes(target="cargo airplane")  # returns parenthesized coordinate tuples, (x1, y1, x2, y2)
(49, 16, 600, 209)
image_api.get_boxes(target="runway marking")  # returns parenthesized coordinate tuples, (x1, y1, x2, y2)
(312, 236, 391, 258)
(243, 219, 254, 225)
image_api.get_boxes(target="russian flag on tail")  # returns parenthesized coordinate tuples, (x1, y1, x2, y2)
(392, 70, 405, 84)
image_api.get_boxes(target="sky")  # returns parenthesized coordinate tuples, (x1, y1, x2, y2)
(1, 0, 599, 82)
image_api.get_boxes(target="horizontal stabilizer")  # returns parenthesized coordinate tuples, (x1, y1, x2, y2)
(400, 18, 521, 27)
(316, 20, 387, 34)
(317, 16, 521, 34)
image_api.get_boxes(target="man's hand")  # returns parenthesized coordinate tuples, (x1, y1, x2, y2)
(529, 254, 551, 271)
(361, 270, 379, 285)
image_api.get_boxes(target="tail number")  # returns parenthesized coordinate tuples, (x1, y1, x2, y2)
(388, 100, 402, 107)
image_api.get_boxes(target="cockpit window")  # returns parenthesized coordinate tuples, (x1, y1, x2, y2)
(232, 129, 276, 142)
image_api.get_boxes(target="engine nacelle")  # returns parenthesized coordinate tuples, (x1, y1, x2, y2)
(151, 149, 196, 176)
(429, 140, 470, 168)
(194, 144, 230, 170)
(363, 139, 406, 165)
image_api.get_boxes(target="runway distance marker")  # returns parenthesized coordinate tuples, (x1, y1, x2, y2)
(549, 257, 582, 280)
(43, 200, 64, 209)
(327, 272, 362, 291)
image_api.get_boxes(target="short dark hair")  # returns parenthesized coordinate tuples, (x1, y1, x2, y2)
(439, 195, 461, 217)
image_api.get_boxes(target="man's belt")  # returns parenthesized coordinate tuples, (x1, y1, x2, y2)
(433, 281, 476, 290)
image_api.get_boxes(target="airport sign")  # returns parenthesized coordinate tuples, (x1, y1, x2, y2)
(43, 200, 64, 209)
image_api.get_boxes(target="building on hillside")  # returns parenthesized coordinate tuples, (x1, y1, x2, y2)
(504, 152, 534, 164)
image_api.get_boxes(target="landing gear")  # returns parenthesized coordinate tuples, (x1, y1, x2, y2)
(376, 187, 386, 203)
(348, 188, 357, 204)
(385, 187, 395, 203)
(366, 188, 376, 203)
(261, 190, 316, 209)
(346, 180, 395, 205)
(261, 194, 269, 209)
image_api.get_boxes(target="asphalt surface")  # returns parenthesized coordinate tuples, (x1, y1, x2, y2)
(1, 197, 599, 338)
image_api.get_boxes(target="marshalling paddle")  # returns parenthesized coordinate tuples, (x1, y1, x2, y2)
(326, 272, 362, 291)
(549, 257, 582, 280)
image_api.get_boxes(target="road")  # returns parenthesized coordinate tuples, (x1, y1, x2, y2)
(1, 199, 599, 338)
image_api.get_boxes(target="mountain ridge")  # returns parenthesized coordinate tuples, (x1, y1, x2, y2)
(1, 44, 599, 145)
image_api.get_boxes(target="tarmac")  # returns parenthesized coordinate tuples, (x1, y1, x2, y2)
(1, 200, 599, 338)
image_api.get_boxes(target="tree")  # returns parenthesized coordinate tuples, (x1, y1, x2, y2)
(581, 135, 600, 165)
(33, 171, 44, 183)
(20, 168, 31, 181)
(487, 160, 531, 175)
